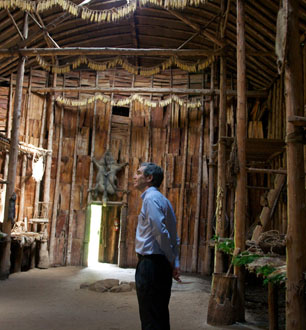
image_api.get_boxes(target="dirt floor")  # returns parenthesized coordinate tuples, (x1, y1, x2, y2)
(0, 264, 266, 330)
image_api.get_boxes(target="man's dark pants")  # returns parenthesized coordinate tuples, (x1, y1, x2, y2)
(135, 254, 173, 330)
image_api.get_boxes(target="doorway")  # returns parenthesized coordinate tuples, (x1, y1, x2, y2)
(84, 204, 121, 266)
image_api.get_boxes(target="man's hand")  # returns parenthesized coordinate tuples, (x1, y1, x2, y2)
(172, 267, 181, 283)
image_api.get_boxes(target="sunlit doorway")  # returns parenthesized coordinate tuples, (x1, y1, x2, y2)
(84, 203, 121, 267)
(87, 205, 102, 266)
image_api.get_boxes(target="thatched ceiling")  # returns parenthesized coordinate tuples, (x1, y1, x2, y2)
(0, 0, 305, 90)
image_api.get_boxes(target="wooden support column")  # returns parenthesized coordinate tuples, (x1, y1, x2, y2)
(191, 95, 204, 272)
(234, 0, 247, 321)
(0, 13, 28, 279)
(284, 0, 306, 328)
(203, 63, 215, 275)
(66, 73, 80, 265)
(18, 69, 32, 223)
(0, 74, 14, 223)
(49, 76, 65, 265)
(214, 54, 227, 274)
(118, 74, 133, 268)
(87, 72, 98, 204)
(42, 73, 57, 219)
(33, 81, 48, 221)
(177, 106, 189, 271)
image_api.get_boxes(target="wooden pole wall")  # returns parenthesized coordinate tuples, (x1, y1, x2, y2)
(235, 0, 247, 321)
(0, 12, 28, 279)
(284, 0, 306, 328)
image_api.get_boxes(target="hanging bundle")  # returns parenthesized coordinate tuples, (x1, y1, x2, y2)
(56, 93, 202, 109)
(35, 55, 216, 75)
(32, 155, 45, 182)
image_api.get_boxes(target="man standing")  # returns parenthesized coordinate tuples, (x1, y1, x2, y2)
(133, 162, 181, 330)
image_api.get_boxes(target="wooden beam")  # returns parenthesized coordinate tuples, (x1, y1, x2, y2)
(6, 10, 24, 41)
(168, 10, 226, 48)
(31, 86, 268, 97)
(0, 47, 218, 58)
(288, 115, 306, 127)
(247, 167, 287, 175)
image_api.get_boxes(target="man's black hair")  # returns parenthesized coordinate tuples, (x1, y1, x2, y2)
(140, 162, 164, 188)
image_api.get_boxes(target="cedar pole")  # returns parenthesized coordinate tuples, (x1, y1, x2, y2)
(49, 75, 65, 265)
(214, 56, 227, 274)
(235, 0, 247, 321)
(191, 93, 204, 272)
(18, 69, 32, 223)
(66, 73, 80, 265)
(0, 13, 28, 279)
(42, 73, 57, 219)
(33, 81, 48, 221)
(203, 63, 215, 275)
(0, 74, 14, 223)
(117, 74, 133, 268)
(87, 72, 98, 204)
(284, 0, 306, 328)
(31, 86, 267, 98)
(177, 101, 189, 270)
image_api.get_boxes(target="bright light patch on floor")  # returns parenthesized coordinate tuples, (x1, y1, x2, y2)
(88, 205, 102, 267)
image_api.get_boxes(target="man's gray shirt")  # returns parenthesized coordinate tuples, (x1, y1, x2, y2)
(135, 186, 180, 268)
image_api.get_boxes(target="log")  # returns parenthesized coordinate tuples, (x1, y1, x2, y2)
(207, 273, 238, 326)
(191, 96, 204, 272)
(0, 74, 14, 224)
(214, 54, 227, 274)
(33, 86, 48, 221)
(66, 100, 80, 265)
(203, 63, 215, 275)
(18, 69, 32, 223)
(0, 13, 28, 279)
(284, 1, 306, 327)
(87, 72, 98, 204)
(268, 283, 279, 330)
(49, 75, 65, 265)
(234, 0, 247, 322)
(0, 47, 217, 58)
(32, 86, 268, 97)
(42, 73, 57, 221)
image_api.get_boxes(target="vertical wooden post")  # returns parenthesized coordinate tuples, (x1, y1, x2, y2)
(18, 69, 32, 223)
(42, 73, 57, 219)
(284, 0, 306, 328)
(0, 13, 28, 279)
(268, 283, 279, 330)
(203, 63, 215, 275)
(0, 74, 14, 223)
(234, 0, 247, 321)
(33, 79, 48, 220)
(118, 73, 133, 268)
(214, 53, 227, 274)
(191, 96, 204, 272)
(87, 72, 98, 204)
(49, 75, 65, 265)
(66, 74, 80, 265)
